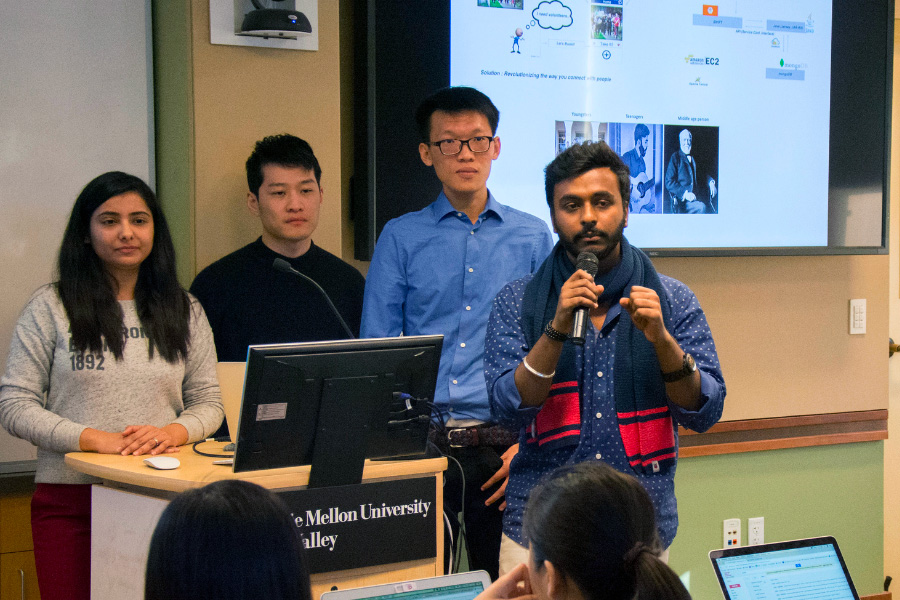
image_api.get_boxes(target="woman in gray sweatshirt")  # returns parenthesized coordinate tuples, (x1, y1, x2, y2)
(0, 171, 224, 600)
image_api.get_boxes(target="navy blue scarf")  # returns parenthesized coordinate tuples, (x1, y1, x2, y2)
(521, 237, 677, 474)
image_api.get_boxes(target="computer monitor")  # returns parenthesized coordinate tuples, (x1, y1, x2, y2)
(232, 335, 443, 487)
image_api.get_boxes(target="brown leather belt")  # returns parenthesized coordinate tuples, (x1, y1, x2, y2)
(430, 424, 519, 448)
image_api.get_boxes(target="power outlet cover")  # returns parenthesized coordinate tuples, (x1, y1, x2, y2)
(748, 517, 764, 546)
(724, 518, 741, 548)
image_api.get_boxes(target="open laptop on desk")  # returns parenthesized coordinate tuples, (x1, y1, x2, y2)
(321, 571, 491, 600)
(709, 536, 860, 600)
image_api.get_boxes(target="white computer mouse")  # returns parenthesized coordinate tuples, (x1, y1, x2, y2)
(143, 456, 181, 470)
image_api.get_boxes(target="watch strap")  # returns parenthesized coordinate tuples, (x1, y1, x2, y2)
(661, 352, 696, 383)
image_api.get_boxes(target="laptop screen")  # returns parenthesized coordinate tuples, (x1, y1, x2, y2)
(710, 537, 859, 600)
(320, 571, 492, 600)
(360, 582, 487, 600)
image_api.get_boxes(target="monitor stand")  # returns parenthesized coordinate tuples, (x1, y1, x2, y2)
(307, 376, 378, 488)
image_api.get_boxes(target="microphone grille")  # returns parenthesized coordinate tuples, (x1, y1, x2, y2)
(575, 252, 600, 277)
(272, 258, 292, 273)
(575, 251, 599, 277)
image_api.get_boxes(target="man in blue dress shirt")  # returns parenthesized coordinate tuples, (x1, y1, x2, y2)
(362, 87, 553, 578)
(484, 141, 725, 573)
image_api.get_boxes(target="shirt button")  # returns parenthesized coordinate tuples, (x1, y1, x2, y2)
(595, 453, 602, 460)
(470, 230, 475, 235)
(595, 412, 602, 419)
(456, 212, 463, 217)
(460, 343, 466, 348)
(452, 379, 458, 385)
(468, 267, 474, 273)
(597, 371, 603, 377)
(465, 306, 472, 311)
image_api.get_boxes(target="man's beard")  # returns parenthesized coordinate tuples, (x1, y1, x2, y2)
(561, 213, 627, 265)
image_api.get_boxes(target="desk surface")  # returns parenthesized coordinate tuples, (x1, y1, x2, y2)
(65, 442, 447, 493)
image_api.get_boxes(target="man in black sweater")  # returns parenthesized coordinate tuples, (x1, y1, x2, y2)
(190, 133, 364, 367)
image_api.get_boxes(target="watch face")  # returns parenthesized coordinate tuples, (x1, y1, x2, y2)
(685, 353, 696, 372)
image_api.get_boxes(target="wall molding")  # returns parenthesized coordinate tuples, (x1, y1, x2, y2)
(679, 410, 888, 457)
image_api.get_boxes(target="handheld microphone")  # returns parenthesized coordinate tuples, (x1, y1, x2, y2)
(571, 251, 599, 346)
(272, 258, 355, 338)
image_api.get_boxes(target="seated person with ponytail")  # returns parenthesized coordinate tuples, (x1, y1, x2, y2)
(475, 462, 691, 600)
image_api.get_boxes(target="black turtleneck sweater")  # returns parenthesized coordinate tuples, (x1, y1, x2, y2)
(189, 238, 365, 363)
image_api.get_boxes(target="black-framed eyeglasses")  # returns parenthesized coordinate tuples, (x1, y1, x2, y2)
(430, 136, 495, 156)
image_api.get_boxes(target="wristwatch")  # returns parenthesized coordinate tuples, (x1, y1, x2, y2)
(661, 352, 696, 382)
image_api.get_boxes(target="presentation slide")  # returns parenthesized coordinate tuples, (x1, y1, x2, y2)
(451, 1, 833, 250)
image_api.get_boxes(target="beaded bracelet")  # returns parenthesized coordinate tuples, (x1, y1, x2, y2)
(543, 320, 568, 342)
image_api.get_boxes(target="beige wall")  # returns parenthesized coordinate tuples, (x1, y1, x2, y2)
(189, 1, 345, 272)
(658, 254, 888, 421)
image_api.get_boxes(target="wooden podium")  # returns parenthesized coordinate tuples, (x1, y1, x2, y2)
(66, 444, 445, 600)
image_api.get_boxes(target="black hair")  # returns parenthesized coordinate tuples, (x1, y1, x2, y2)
(633, 123, 650, 141)
(246, 134, 322, 196)
(414, 86, 500, 143)
(524, 463, 692, 600)
(56, 171, 190, 362)
(145, 480, 312, 600)
(544, 141, 630, 210)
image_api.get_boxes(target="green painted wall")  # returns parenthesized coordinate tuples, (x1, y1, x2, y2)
(669, 442, 884, 599)
(152, 0, 194, 286)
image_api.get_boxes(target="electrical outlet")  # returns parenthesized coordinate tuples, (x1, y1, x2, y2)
(723, 518, 741, 548)
(748, 517, 764, 546)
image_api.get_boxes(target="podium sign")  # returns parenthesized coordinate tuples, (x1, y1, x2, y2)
(279, 477, 437, 573)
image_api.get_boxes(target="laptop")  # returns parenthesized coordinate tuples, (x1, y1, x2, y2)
(709, 536, 860, 600)
(321, 572, 492, 600)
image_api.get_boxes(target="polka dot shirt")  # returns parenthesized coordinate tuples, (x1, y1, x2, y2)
(484, 273, 725, 548)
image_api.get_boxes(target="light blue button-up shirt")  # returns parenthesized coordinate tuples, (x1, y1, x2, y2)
(361, 192, 553, 423)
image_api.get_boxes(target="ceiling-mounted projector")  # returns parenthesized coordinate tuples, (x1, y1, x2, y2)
(238, 1, 312, 39)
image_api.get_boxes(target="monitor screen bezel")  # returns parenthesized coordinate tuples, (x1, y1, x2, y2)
(233, 335, 444, 476)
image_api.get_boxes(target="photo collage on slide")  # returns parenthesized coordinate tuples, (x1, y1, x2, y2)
(554, 121, 719, 215)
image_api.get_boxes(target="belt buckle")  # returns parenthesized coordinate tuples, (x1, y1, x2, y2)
(448, 428, 464, 448)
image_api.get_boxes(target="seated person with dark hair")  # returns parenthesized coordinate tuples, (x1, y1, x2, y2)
(476, 462, 691, 600)
(145, 479, 312, 600)
(191, 135, 365, 436)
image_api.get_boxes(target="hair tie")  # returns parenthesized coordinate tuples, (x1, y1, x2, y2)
(623, 542, 652, 567)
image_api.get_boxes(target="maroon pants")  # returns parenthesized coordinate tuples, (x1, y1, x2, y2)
(31, 483, 92, 600)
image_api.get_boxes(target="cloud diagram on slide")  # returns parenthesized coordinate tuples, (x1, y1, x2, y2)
(532, 1, 573, 30)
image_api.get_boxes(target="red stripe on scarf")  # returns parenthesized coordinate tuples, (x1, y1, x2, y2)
(526, 382, 581, 447)
(618, 412, 675, 460)
(617, 405, 670, 419)
(628, 451, 677, 467)
(549, 381, 577, 392)
(535, 391, 580, 433)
